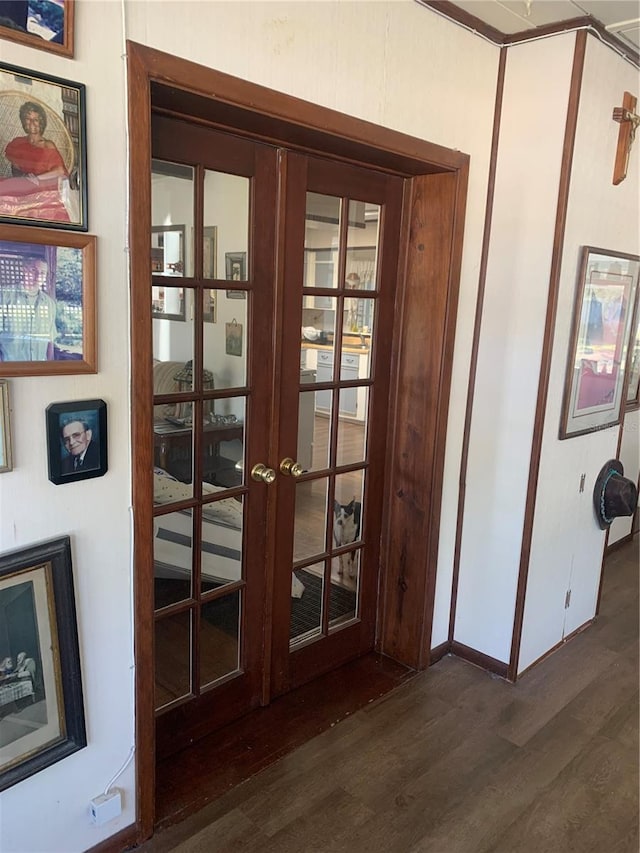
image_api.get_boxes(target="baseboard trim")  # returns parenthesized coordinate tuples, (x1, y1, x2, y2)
(516, 618, 594, 679)
(429, 641, 450, 664)
(86, 824, 137, 853)
(450, 640, 509, 679)
(605, 531, 634, 554)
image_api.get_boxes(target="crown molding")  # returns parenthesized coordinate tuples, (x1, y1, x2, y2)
(417, 1, 640, 67)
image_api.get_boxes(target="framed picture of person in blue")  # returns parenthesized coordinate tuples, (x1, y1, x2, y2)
(0, 1, 75, 59)
(46, 398, 107, 484)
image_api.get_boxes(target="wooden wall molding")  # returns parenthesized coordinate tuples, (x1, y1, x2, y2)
(450, 640, 509, 679)
(515, 617, 594, 679)
(418, 1, 639, 67)
(448, 47, 507, 649)
(86, 824, 137, 853)
(429, 640, 449, 664)
(380, 169, 467, 670)
(508, 31, 588, 681)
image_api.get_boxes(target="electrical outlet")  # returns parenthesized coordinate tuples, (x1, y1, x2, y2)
(90, 789, 122, 826)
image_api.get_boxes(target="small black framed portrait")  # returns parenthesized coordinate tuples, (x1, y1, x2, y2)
(46, 398, 107, 485)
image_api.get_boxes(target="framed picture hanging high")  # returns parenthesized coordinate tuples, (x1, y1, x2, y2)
(0, 1, 74, 58)
(560, 247, 640, 439)
(0, 536, 86, 792)
(0, 224, 97, 376)
(0, 61, 87, 230)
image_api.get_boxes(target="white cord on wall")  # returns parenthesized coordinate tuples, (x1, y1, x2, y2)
(104, 745, 135, 797)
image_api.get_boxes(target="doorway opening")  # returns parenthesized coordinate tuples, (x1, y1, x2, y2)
(128, 40, 468, 845)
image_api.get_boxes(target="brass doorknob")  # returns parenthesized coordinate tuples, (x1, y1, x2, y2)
(251, 463, 276, 484)
(280, 457, 304, 478)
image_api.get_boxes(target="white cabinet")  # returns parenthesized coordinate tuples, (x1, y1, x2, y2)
(297, 369, 316, 470)
(312, 348, 368, 420)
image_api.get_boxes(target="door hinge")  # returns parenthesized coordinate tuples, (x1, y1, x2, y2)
(564, 589, 571, 609)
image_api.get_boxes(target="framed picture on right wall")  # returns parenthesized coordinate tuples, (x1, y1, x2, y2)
(560, 246, 640, 439)
(625, 311, 640, 411)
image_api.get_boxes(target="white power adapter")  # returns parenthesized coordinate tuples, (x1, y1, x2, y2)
(90, 789, 122, 825)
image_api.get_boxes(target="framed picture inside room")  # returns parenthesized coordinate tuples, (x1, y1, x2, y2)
(46, 398, 107, 485)
(0, 0, 74, 58)
(0, 378, 12, 473)
(225, 319, 243, 356)
(560, 246, 640, 439)
(0, 535, 86, 792)
(151, 224, 186, 320)
(0, 225, 96, 376)
(225, 251, 247, 298)
(0, 60, 86, 230)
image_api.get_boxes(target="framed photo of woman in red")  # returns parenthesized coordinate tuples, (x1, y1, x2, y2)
(0, 62, 87, 231)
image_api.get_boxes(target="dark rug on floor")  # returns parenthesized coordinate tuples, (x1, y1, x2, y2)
(290, 570, 356, 639)
(154, 572, 356, 641)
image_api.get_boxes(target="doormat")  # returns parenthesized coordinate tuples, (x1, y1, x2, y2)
(153, 573, 356, 641)
(290, 570, 357, 639)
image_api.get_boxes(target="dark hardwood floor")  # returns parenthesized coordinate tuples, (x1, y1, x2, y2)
(137, 536, 639, 853)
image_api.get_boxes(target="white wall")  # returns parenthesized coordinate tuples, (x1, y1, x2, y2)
(2, 1, 633, 847)
(608, 409, 639, 545)
(0, 3, 135, 852)
(452, 35, 576, 662)
(0, 2, 498, 850)
(124, 0, 500, 662)
(518, 36, 640, 672)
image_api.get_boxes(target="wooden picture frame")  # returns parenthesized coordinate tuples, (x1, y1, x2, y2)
(0, 1, 74, 58)
(225, 320, 243, 357)
(0, 535, 86, 792)
(560, 247, 640, 439)
(0, 224, 97, 376)
(46, 398, 107, 485)
(0, 61, 86, 230)
(225, 251, 246, 281)
(0, 378, 12, 473)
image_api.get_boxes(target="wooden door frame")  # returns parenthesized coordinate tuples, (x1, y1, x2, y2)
(127, 40, 468, 844)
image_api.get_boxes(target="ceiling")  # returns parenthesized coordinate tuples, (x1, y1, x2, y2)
(420, 1, 640, 55)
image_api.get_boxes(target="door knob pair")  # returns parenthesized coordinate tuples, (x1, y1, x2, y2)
(250, 458, 303, 484)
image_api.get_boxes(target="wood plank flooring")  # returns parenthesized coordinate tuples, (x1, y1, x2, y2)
(137, 537, 638, 853)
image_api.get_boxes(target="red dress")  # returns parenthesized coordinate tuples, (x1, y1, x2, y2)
(1, 137, 70, 222)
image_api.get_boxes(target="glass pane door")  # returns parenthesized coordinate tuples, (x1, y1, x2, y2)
(271, 153, 403, 696)
(291, 194, 380, 646)
(152, 117, 278, 755)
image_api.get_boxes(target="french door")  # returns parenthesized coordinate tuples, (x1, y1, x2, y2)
(149, 115, 403, 757)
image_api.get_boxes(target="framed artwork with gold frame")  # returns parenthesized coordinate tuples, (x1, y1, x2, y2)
(0, 224, 97, 376)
